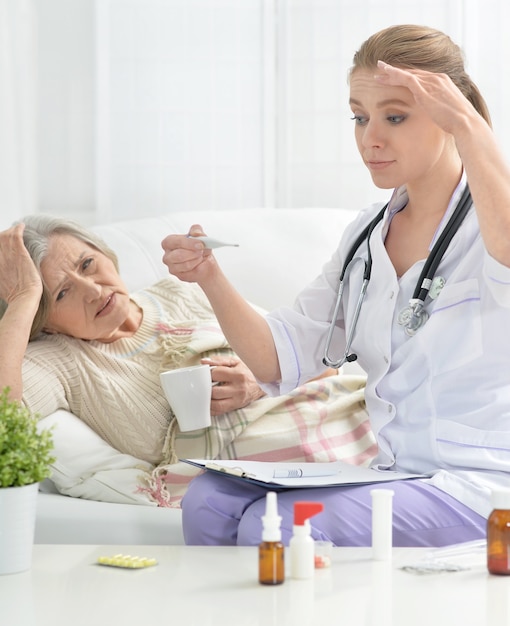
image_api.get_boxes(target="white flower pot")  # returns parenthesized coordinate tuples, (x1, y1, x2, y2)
(0, 482, 39, 575)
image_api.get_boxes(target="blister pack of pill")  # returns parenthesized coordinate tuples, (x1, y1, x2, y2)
(97, 554, 157, 569)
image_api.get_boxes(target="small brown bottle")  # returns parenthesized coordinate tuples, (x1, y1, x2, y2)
(259, 491, 284, 585)
(487, 489, 510, 575)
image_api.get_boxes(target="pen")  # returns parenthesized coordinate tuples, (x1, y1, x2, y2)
(273, 467, 340, 479)
(205, 462, 254, 478)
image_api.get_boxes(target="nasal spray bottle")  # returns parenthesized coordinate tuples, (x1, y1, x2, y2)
(289, 501, 324, 579)
(259, 491, 284, 585)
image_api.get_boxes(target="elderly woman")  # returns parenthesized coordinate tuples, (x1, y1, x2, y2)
(0, 215, 374, 505)
(0, 216, 267, 461)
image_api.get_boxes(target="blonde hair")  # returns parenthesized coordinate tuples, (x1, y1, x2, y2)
(0, 215, 119, 340)
(351, 24, 491, 127)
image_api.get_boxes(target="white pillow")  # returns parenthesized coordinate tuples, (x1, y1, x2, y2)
(37, 411, 156, 506)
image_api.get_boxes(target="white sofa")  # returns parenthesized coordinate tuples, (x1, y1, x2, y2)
(34, 207, 359, 545)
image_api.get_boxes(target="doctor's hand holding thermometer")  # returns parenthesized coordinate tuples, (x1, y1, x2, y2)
(163, 25, 510, 550)
(161, 224, 283, 385)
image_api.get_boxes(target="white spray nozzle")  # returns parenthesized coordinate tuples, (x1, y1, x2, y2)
(262, 492, 282, 542)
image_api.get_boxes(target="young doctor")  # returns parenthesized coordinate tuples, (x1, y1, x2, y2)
(161, 24, 510, 547)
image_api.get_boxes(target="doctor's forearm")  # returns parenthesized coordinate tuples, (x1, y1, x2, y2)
(198, 273, 281, 383)
(455, 114, 510, 266)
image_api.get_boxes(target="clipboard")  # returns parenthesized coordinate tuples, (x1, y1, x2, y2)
(182, 459, 425, 490)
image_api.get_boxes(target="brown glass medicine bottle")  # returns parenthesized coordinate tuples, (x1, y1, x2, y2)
(259, 492, 284, 585)
(487, 489, 510, 575)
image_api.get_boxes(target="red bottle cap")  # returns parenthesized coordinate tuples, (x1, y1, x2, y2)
(293, 501, 324, 526)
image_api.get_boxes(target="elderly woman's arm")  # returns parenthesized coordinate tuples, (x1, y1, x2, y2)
(0, 224, 42, 400)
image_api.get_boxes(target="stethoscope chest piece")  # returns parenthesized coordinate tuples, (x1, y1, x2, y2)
(397, 299, 429, 336)
(397, 275, 444, 336)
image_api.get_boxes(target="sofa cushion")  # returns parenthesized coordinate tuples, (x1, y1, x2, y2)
(35, 492, 184, 545)
(38, 411, 155, 505)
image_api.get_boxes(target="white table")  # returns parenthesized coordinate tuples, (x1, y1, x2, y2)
(1, 544, 509, 626)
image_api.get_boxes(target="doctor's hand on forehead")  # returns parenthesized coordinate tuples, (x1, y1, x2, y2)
(161, 224, 220, 286)
(375, 61, 482, 136)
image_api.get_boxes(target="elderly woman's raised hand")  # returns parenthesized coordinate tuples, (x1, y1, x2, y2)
(0, 223, 42, 305)
(0, 223, 44, 399)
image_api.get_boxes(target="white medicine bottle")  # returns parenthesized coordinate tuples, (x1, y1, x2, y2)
(289, 501, 324, 579)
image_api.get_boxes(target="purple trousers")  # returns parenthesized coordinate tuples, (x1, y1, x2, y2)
(181, 472, 486, 547)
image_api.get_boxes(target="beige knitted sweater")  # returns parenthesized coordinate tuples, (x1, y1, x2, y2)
(22, 278, 233, 465)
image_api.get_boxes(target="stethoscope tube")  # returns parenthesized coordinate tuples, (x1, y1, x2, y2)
(398, 185, 472, 335)
(322, 258, 368, 369)
(411, 185, 472, 303)
(323, 204, 387, 369)
(323, 186, 472, 368)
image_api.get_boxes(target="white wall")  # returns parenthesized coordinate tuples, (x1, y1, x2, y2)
(0, 0, 37, 225)
(95, 0, 266, 223)
(35, 0, 95, 225)
(2, 0, 509, 228)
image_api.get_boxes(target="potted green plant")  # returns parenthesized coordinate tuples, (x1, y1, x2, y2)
(0, 387, 55, 575)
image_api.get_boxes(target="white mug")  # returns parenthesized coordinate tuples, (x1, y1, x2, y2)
(159, 364, 213, 432)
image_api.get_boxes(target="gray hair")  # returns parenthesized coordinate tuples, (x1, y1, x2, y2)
(0, 214, 119, 341)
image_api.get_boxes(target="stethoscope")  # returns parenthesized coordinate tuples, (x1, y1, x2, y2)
(323, 185, 473, 369)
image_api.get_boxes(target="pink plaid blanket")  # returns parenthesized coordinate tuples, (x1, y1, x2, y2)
(140, 373, 376, 507)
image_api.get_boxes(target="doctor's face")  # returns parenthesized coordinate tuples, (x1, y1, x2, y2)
(349, 69, 452, 190)
(40, 234, 131, 342)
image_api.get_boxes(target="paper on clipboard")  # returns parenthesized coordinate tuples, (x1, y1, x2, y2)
(182, 459, 425, 489)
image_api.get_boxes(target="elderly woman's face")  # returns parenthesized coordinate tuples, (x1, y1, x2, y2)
(40, 234, 132, 342)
